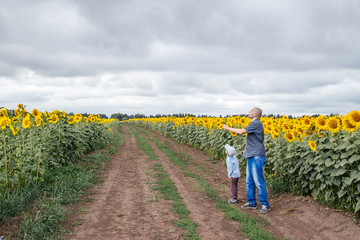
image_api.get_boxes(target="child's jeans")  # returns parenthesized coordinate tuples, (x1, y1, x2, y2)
(231, 177, 239, 200)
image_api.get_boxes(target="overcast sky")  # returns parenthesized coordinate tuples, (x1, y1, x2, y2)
(1, 0, 359, 117)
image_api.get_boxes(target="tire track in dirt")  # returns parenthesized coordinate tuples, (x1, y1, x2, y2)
(148, 129, 360, 240)
(63, 126, 184, 240)
(139, 131, 245, 240)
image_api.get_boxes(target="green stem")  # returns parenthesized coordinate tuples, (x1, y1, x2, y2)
(22, 131, 25, 156)
(3, 132, 8, 197)
(58, 124, 61, 159)
(36, 145, 41, 185)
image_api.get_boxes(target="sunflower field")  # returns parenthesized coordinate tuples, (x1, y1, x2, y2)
(0, 104, 116, 192)
(126, 111, 360, 215)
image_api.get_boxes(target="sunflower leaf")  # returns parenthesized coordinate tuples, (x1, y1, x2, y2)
(338, 189, 347, 198)
(331, 153, 339, 160)
(325, 158, 333, 167)
(349, 155, 360, 164)
(337, 142, 349, 150)
(340, 152, 350, 159)
(344, 177, 353, 186)
(330, 168, 347, 177)
(355, 200, 360, 213)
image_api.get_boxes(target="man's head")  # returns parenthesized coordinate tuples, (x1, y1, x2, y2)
(249, 107, 262, 120)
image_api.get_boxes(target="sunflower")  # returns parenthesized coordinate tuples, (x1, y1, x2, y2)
(88, 114, 96, 122)
(308, 140, 316, 151)
(297, 127, 305, 141)
(265, 125, 272, 135)
(281, 122, 290, 132)
(35, 117, 43, 127)
(22, 115, 31, 129)
(1, 117, 10, 129)
(271, 128, 280, 139)
(109, 128, 112, 132)
(0, 110, 7, 118)
(48, 114, 59, 124)
(264, 119, 273, 127)
(18, 103, 24, 110)
(14, 109, 20, 117)
(326, 116, 341, 133)
(315, 115, 327, 130)
(302, 116, 313, 130)
(342, 116, 357, 133)
(292, 129, 300, 142)
(32, 108, 42, 118)
(75, 113, 82, 122)
(68, 116, 75, 125)
(284, 132, 295, 142)
(346, 110, 360, 127)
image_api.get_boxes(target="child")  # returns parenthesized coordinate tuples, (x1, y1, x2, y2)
(225, 144, 240, 204)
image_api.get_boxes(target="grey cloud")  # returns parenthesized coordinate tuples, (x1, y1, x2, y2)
(1, 0, 360, 77)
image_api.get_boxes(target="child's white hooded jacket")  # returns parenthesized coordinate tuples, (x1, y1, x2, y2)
(225, 144, 241, 178)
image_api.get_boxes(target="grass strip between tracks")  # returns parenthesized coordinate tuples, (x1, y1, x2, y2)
(129, 127, 201, 240)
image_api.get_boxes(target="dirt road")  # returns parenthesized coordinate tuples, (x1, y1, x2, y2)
(64, 126, 184, 239)
(63, 125, 360, 239)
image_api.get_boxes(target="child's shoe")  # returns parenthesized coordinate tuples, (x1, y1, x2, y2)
(228, 198, 237, 204)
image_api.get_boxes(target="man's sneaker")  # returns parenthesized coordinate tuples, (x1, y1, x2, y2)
(228, 198, 237, 204)
(260, 205, 271, 214)
(241, 203, 257, 209)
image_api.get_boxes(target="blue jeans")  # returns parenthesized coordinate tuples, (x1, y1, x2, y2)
(246, 156, 269, 207)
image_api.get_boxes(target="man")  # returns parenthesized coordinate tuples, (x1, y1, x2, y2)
(222, 107, 271, 214)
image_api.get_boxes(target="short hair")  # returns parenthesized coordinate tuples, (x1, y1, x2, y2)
(253, 107, 262, 117)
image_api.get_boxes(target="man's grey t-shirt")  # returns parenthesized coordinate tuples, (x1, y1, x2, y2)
(243, 118, 266, 158)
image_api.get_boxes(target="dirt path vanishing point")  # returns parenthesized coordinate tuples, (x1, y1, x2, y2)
(63, 125, 360, 240)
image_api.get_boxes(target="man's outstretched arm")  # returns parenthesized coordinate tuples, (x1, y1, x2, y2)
(223, 125, 247, 135)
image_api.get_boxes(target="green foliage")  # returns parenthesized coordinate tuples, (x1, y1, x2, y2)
(16, 199, 67, 240)
(0, 121, 119, 192)
(0, 182, 44, 221)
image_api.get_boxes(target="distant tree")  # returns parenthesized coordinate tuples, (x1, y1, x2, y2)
(134, 113, 146, 118)
(110, 113, 130, 121)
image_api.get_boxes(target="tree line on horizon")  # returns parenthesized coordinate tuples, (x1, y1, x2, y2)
(109, 112, 336, 121)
